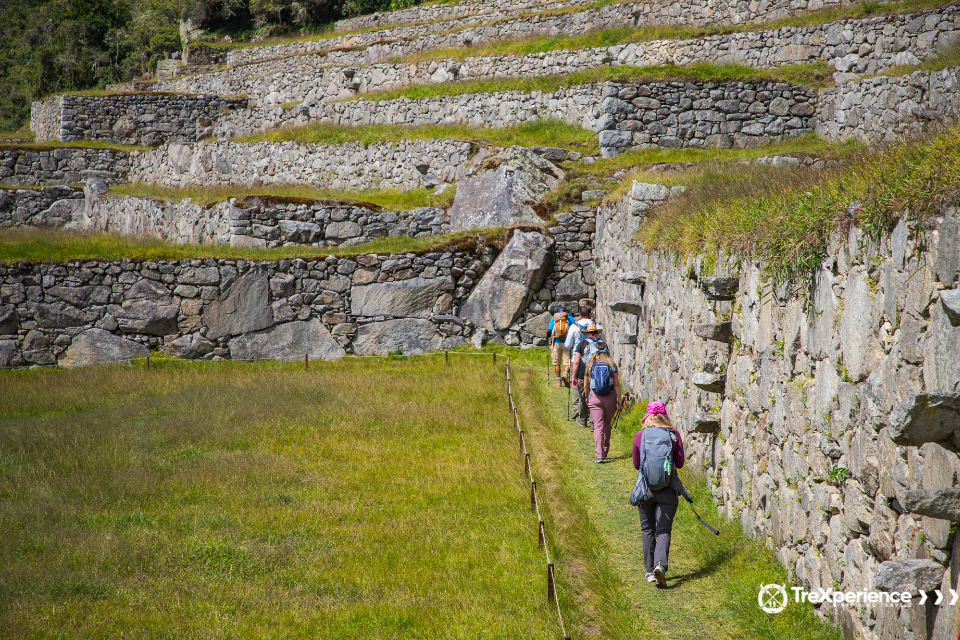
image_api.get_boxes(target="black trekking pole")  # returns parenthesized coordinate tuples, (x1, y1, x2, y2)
(566, 383, 571, 421)
(677, 480, 720, 536)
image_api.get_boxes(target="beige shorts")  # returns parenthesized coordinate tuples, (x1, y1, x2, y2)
(551, 343, 571, 370)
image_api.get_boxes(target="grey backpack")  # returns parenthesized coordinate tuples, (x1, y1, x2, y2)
(629, 427, 676, 505)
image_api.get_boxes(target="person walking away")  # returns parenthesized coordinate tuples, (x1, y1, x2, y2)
(632, 401, 685, 588)
(570, 320, 600, 428)
(546, 305, 576, 387)
(585, 342, 621, 463)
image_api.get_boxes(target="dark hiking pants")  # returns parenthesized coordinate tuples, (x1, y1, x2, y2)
(638, 488, 679, 574)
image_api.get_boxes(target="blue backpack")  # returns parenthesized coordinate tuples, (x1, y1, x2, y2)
(640, 426, 676, 491)
(590, 360, 614, 395)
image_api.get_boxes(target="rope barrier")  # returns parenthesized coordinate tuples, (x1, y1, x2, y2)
(505, 356, 571, 640)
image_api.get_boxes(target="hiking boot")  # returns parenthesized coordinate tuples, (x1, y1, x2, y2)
(653, 563, 666, 588)
(577, 421, 588, 429)
(555, 378, 562, 387)
(594, 457, 603, 463)
(645, 572, 656, 583)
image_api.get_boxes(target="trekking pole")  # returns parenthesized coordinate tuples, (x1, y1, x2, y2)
(566, 383, 571, 421)
(678, 480, 720, 536)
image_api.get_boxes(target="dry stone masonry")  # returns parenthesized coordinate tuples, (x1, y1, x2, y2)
(0, 186, 84, 228)
(1, 146, 131, 186)
(596, 80, 817, 155)
(30, 93, 247, 145)
(594, 190, 960, 640)
(0, 248, 498, 366)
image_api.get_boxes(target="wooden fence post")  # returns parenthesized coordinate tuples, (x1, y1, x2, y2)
(531, 480, 537, 511)
(538, 520, 545, 549)
(547, 563, 555, 604)
(305, 354, 309, 370)
(525, 453, 530, 476)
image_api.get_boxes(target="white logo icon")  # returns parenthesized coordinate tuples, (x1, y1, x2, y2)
(759, 584, 789, 613)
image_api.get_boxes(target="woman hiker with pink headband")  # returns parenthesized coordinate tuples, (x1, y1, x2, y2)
(632, 400, 685, 588)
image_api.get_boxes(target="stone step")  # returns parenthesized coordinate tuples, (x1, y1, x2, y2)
(691, 372, 726, 393)
(617, 271, 646, 285)
(888, 391, 960, 447)
(698, 276, 740, 301)
(902, 488, 960, 522)
(689, 413, 721, 433)
(693, 321, 734, 343)
(609, 300, 643, 315)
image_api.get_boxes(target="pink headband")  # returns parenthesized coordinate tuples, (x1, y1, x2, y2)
(643, 401, 667, 421)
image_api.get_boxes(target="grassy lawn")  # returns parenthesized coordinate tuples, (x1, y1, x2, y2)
(0, 226, 511, 264)
(0, 356, 561, 639)
(241, 119, 600, 155)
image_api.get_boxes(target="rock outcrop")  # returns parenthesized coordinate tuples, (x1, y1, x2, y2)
(59, 329, 149, 366)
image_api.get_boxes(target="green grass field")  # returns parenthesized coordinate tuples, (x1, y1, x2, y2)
(0, 356, 559, 639)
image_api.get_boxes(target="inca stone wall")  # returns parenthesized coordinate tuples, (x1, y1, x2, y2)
(183, 44, 228, 66)
(129, 139, 473, 191)
(30, 93, 247, 145)
(215, 85, 601, 138)
(0, 186, 84, 228)
(222, 0, 865, 68)
(0, 248, 496, 367)
(161, 6, 960, 110)
(817, 66, 960, 144)
(596, 80, 817, 155)
(77, 186, 451, 248)
(334, 0, 595, 32)
(1, 146, 131, 186)
(594, 192, 960, 640)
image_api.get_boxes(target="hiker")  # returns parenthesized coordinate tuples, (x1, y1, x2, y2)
(569, 318, 600, 429)
(546, 305, 576, 387)
(632, 400, 686, 588)
(584, 341, 622, 463)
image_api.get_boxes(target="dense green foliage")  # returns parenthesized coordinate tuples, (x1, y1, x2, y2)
(0, 0, 422, 131)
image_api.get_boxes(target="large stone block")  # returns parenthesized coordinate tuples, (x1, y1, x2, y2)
(698, 276, 739, 301)
(351, 276, 454, 318)
(352, 318, 441, 356)
(204, 265, 274, 340)
(902, 489, 960, 523)
(229, 319, 344, 361)
(555, 270, 591, 301)
(59, 329, 148, 367)
(162, 334, 214, 359)
(693, 322, 734, 343)
(874, 559, 945, 596)
(888, 392, 960, 446)
(0, 305, 17, 335)
(448, 147, 563, 231)
(692, 372, 726, 393)
(459, 231, 553, 331)
(47, 285, 111, 306)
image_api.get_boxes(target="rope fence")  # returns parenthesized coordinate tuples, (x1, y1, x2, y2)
(505, 355, 571, 640)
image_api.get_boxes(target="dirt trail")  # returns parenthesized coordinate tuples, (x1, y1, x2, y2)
(531, 373, 749, 640)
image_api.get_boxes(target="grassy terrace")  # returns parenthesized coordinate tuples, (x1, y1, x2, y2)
(241, 119, 600, 154)
(0, 225, 514, 264)
(110, 183, 456, 210)
(635, 126, 960, 283)
(0, 357, 563, 638)
(392, 0, 954, 64)
(345, 62, 836, 103)
(0, 140, 149, 153)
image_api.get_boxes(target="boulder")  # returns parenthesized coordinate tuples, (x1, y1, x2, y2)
(698, 276, 740, 301)
(229, 319, 345, 361)
(279, 220, 323, 244)
(204, 265, 274, 340)
(0, 305, 17, 335)
(874, 559, 945, 595)
(692, 372, 726, 393)
(59, 329, 148, 367)
(163, 333, 214, 359)
(693, 322, 735, 343)
(610, 301, 643, 315)
(351, 276, 455, 318)
(530, 146, 569, 161)
(448, 146, 563, 231)
(352, 318, 441, 356)
(690, 413, 721, 433)
(459, 231, 554, 331)
(34, 199, 85, 227)
(888, 392, 960, 446)
(902, 489, 960, 522)
(523, 311, 553, 336)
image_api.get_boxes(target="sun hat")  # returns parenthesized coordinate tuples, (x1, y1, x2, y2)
(584, 323, 600, 334)
(643, 400, 667, 422)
